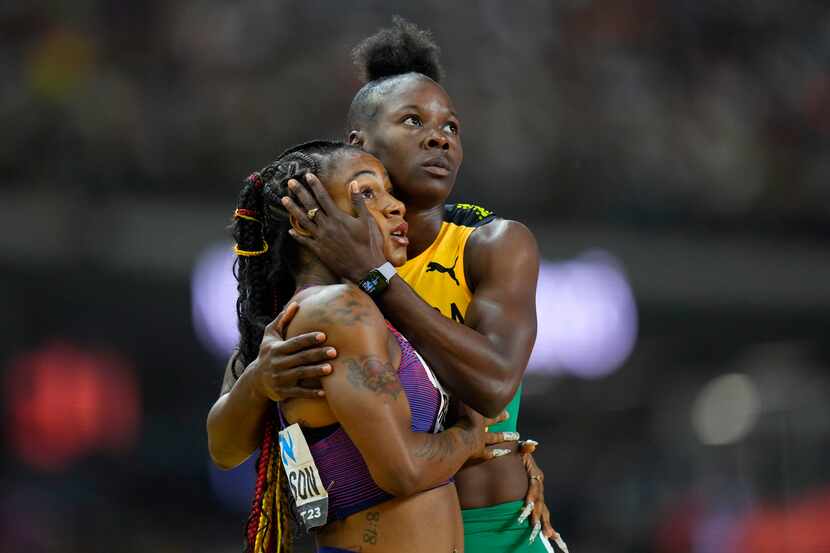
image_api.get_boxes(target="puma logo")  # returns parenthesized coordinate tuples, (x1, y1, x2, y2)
(426, 256, 460, 286)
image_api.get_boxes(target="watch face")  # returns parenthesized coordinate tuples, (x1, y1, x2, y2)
(359, 269, 388, 297)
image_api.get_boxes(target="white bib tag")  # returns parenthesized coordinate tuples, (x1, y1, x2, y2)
(278, 423, 328, 529)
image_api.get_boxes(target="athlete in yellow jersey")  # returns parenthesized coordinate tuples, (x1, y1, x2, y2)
(214, 19, 562, 553)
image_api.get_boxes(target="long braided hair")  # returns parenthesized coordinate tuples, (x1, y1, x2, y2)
(232, 140, 361, 553)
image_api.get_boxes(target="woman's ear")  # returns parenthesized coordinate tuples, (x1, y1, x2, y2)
(348, 130, 364, 146)
(289, 214, 313, 237)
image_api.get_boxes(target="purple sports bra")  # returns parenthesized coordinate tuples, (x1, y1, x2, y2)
(282, 323, 450, 522)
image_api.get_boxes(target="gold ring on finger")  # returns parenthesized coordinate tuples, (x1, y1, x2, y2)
(307, 208, 319, 220)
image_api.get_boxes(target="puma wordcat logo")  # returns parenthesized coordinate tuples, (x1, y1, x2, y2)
(426, 256, 460, 286)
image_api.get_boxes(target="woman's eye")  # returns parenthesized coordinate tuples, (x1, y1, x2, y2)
(403, 115, 422, 127)
(443, 122, 459, 135)
(361, 188, 374, 199)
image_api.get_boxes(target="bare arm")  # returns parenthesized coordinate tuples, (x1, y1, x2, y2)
(206, 303, 337, 469)
(289, 284, 504, 496)
(378, 220, 539, 416)
(284, 177, 539, 416)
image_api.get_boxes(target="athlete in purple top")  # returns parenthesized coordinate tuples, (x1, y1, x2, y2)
(207, 140, 511, 552)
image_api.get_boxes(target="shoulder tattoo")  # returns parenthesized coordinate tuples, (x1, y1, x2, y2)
(306, 290, 372, 327)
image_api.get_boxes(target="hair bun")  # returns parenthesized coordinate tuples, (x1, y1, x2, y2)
(352, 16, 444, 83)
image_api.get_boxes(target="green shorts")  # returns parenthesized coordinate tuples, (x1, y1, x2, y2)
(462, 500, 555, 552)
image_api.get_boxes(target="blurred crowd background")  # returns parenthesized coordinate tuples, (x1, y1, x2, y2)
(2, 1, 829, 552)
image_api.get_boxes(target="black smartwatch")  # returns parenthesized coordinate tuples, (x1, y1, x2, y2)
(358, 262, 397, 298)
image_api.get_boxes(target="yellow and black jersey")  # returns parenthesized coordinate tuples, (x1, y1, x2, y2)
(398, 202, 520, 434)
(398, 203, 497, 324)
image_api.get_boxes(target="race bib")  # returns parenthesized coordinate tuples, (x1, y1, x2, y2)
(278, 423, 328, 529)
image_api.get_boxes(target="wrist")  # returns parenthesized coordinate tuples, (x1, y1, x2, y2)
(357, 261, 397, 299)
(238, 359, 268, 402)
(349, 255, 386, 283)
(454, 420, 480, 452)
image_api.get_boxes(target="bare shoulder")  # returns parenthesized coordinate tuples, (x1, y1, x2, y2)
(465, 219, 539, 288)
(468, 218, 537, 251)
(287, 283, 386, 343)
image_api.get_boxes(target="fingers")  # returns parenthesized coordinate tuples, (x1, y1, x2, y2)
(271, 301, 299, 338)
(553, 533, 570, 553)
(530, 499, 543, 533)
(483, 431, 520, 445)
(518, 438, 538, 454)
(269, 346, 337, 370)
(272, 332, 329, 355)
(529, 521, 542, 544)
(303, 173, 339, 215)
(483, 410, 510, 427)
(267, 386, 325, 401)
(288, 177, 325, 216)
(273, 363, 333, 385)
(288, 228, 315, 249)
(517, 500, 534, 524)
(541, 506, 556, 539)
(482, 446, 511, 460)
(349, 181, 371, 219)
(281, 194, 315, 230)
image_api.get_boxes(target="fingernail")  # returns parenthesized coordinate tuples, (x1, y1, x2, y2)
(317, 390, 325, 397)
(326, 348, 337, 358)
(288, 180, 297, 189)
(316, 333, 326, 342)
(281, 196, 290, 205)
(524, 439, 538, 447)
(305, 173, 313, 182)
(517, 502, 533, 523)
(503, 432, 520, 441)
(529, 522, 541, 544)
(321, 364, 332, 374)
(492, 448, 510, 457)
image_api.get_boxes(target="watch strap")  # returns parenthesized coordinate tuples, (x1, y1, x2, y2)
(376, 262, 396, 282)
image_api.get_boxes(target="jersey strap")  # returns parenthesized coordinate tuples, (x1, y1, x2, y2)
(443, 203, 497, 228)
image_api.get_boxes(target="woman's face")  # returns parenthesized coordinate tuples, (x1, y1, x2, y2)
(325, 151, 409, 267)
(352, 76, 463, 211)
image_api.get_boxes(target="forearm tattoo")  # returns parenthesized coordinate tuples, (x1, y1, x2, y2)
(345, 356, 403, 400)
(413, 430, 459, 461)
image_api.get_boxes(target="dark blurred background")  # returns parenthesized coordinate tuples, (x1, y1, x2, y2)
(2, 1, 829, 552)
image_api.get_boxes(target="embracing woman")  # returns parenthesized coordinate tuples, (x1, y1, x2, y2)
(219, 19, 564, 553)
(208, 140, 512, 552)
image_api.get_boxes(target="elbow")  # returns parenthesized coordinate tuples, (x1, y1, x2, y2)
(371, 463, 420, 497)
(208, 440, 249, 470)
(206, 412, 249, 470)
(473, 379, 518, 419)
(378, 477, 419, 498)
(210, 455, 238, 471)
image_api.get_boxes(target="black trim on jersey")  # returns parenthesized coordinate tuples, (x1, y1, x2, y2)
(443, 203, 497, 228)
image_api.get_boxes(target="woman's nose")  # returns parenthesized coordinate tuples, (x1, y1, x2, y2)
(385, 198, 405, 218)
(425, 131, 449, 150)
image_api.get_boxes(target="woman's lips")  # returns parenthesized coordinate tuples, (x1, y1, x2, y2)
(390, 221, 409, 247)
(422, 165, 450, 177)
(422, 156, 452, 177)
(391, 235, 410, 247)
